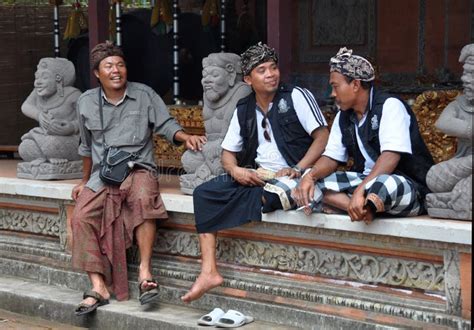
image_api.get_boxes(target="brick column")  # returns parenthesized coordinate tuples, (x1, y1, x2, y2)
(88, 0, 109, 88)
(459, 252, 472, 319)
(266, 0, 292, 81)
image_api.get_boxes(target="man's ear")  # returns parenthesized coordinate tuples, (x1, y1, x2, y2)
(352, 79, 361, 92)
(93, 69, 100, 79)
(243, 75, 252, 86)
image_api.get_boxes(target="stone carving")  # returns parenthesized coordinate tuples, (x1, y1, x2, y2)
(17, 57, 82, 180)
(0, 208, 62, 237)
(425, 44, 474, 220)
(444, 250, 462, 316)
(180, 53, 251, 194)
(155, 230, 445, 291)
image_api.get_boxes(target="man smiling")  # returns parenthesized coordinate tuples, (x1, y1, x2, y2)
(71, 41, 206, 315)
(181, 42, 329, 303)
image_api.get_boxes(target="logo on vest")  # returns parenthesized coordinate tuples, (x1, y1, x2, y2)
(278, 99, 289, 113)
(370, 115, 379, 130)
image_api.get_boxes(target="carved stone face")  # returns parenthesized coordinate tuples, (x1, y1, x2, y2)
(34, 68, 57, 98)
(201, 65, 231, 102)
(461, 67, 474, 101)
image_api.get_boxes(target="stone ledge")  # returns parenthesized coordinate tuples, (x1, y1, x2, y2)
(0, 177, 471, 245)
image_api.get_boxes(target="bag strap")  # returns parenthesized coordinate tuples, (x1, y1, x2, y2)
(98, 88, 108, 147)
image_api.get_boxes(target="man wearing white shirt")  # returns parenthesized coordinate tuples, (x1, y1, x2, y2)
(181, 42, 329, 303)
(294, 47, 434, 223)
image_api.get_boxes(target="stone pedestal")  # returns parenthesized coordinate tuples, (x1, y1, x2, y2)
(17, 160, 82, 180)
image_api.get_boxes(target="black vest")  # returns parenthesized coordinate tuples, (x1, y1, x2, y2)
(236, 84, 314, 169)
(339, 89, 434, 197)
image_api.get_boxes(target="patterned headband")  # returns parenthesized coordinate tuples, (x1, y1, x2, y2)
(329, 47, 375, 82)
(240, 42, 278, 76)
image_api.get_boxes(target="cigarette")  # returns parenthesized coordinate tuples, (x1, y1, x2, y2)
(296, 204, 311, 211)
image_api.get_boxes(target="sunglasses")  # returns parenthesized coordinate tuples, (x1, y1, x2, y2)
(261, 114, 271, 142)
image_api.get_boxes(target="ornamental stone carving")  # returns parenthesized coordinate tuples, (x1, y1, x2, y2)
(17, 57, 82, 180)
(0, 209, 62, 237)
(155, 230, 444, 291)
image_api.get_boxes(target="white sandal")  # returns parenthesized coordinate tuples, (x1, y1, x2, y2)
(197, 307, 225, 326)
(215, 309, 254, 328)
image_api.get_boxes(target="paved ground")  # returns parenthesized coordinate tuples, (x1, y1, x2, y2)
(0, 309, 85, 329)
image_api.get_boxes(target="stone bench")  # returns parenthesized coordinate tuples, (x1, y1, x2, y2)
(0, 172, 471, 329)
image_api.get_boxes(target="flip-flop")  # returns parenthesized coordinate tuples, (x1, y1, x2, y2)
(215, 309, 254, 328)
(197, 307, 225, 326)
(74, 290, 109, 316)
(138, 278, 160, 305)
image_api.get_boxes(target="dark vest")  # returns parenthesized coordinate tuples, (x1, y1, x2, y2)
(339, 89, 434, 197)
(236, 84, 313, 169)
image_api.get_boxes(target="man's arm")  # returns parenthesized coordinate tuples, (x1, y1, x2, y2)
(275, 126, 329, 178)
(222, 149, 264, 186)
(292, 155, 339, 211)
(173, 130, 207, 152)
(348, 151, 400, 220)
(72, 156, 92, 200)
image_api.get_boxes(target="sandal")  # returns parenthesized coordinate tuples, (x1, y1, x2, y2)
(74, 290, 109, 316)
(138, 278, 160, 305)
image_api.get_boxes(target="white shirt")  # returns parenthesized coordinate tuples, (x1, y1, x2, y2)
(221, 87, 327, 171)
(323, 90, 412, 175)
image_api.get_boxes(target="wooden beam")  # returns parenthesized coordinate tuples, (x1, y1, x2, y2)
(266, 0, 292, 81)
(88, 0, 109, 88)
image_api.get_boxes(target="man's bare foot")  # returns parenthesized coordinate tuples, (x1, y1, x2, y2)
(363, 205, 375, 224)
(181, 272, 223, 303)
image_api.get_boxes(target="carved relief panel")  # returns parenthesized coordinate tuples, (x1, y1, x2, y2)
(297, 0, 376, 64)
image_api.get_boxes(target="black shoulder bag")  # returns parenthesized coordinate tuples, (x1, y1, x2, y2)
(98, 89, 138, 185)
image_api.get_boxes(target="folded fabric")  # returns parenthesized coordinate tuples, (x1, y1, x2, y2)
(197, 307, 226, 326)
(215, 309, 254, 328)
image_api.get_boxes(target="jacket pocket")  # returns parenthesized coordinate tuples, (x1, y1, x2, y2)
(280, 114, 307, 142)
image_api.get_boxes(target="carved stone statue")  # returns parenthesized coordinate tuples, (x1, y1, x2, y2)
(425, 44, 473, 220)
(17, 57, 83, 180)
(180, 53, 251, 194)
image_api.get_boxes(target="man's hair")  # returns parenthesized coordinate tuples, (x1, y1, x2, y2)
(90, 41, 125, 71)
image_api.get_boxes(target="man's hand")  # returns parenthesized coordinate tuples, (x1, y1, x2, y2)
(230, 167, 265, 187)
(71, 182, 86, 201)
(185, 135, 207, 152)
(292, 174, 315, 215)
(347, 189, 366, 222)
(275, 167, 301, 179)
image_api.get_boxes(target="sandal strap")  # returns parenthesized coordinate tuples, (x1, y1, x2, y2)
(83, 290, 104, 301)
(138, 278, 159, 294)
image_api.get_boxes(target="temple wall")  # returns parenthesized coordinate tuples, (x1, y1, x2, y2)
(0, 176, 471, 328)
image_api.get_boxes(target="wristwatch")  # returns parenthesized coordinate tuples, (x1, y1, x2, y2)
(292, 165, 304, 175)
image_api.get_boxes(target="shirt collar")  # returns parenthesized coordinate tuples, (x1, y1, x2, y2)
(101, 83, 137, 106)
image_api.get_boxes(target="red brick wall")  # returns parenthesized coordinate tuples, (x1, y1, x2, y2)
(0, 5, 69, 146)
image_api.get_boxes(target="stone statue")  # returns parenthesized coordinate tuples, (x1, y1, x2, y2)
(425, 44, 473, 220)
(17, 57, 83, 180)
(180, 53, 251, 194)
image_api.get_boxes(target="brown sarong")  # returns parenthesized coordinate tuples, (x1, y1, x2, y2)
(71, 170, 167, 301)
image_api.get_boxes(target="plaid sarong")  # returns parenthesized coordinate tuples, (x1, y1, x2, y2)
(314, 171, 424, 216)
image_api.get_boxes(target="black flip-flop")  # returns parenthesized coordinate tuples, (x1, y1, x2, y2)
(74, 290, 109, 316)
(138, 279, 160, 305)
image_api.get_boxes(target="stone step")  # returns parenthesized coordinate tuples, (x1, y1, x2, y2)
(0, 275, 293, 330)
(0, 233, 468, 329)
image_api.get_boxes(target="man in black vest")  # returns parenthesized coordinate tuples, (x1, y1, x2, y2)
(181, 43, 329, 303)
(293, 47, 434, 223)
